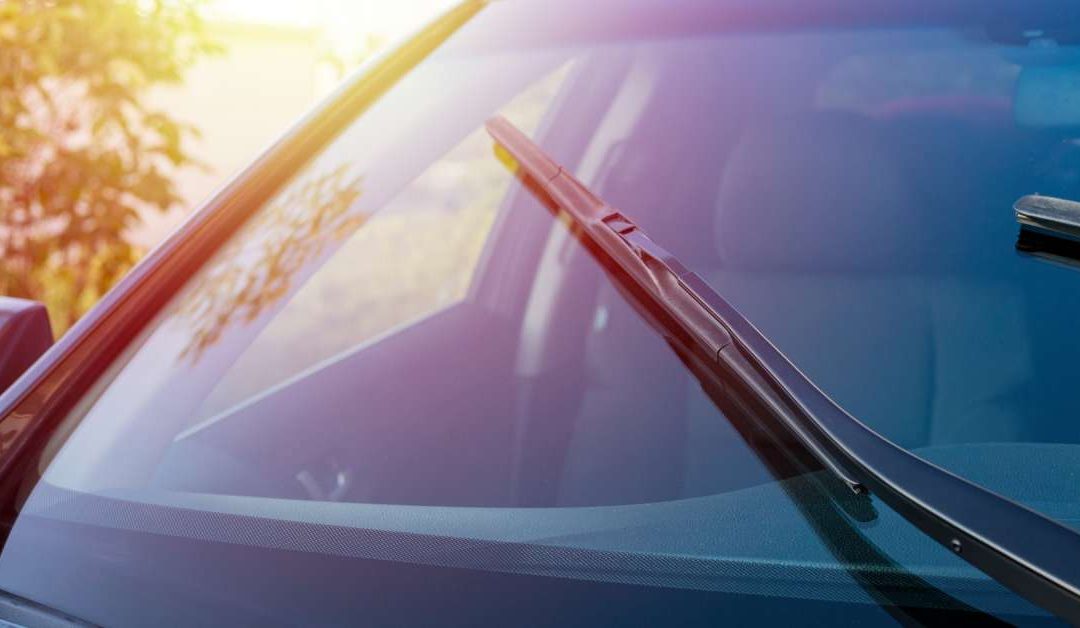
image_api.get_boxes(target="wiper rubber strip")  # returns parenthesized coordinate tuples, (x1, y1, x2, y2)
(486, 114, 1080, 621)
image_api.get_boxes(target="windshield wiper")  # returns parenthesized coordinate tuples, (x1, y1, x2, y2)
(486, 115, 1080, 621)
(1015, 194, 1080, 269)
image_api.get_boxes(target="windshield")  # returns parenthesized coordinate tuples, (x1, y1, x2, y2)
(1, 1, 1078, 624)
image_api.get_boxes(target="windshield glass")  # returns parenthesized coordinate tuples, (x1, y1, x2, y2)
(0, 1, 1076, 624)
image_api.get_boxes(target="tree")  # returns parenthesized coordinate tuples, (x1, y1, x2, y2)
(0, 0, 218, 335)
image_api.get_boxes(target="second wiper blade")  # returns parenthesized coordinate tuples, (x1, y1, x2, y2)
(486, 114, 1080, 621)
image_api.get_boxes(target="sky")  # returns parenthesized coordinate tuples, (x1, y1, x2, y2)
(136, 0, 456, 246)
(209, 0, 455, 56)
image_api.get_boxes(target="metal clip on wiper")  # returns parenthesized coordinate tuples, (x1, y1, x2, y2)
(487, 115, 1080, 621)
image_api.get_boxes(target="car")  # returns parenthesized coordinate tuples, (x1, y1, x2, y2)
(1, 0, 1080, 624)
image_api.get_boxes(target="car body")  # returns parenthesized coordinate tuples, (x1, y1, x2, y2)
(0, 0, 1080, 624)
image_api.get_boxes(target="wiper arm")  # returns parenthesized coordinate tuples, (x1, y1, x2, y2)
(487, 115, 1080, 621)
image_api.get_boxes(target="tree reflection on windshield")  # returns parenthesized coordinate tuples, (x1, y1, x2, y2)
(175, 164, 365, 362)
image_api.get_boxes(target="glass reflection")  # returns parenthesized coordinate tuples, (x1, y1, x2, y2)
(176, 164, 366, 362)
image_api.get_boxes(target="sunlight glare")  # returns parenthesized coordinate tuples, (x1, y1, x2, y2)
(209, 0, 455, 55)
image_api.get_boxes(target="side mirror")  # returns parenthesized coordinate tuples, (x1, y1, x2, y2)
(0, 298, 53, 394)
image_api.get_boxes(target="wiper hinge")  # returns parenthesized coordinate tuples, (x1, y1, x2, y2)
(487, 115, 1080, 621)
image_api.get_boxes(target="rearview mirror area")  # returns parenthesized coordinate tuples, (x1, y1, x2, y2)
(0, 298, 53, 395)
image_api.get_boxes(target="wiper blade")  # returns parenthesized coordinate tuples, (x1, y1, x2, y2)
(487, 115, 1080, 621)
(487, 116, 865, 493)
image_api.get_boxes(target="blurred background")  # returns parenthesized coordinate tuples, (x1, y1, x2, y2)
(0, 0, 451, 335)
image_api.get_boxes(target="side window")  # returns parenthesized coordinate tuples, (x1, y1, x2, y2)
(194, 65, 573, 419)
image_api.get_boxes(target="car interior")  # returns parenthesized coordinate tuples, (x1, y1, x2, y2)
(147, 29, 1080, 521)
